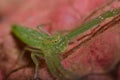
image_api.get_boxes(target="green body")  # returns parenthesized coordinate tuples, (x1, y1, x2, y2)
(12, 7, 120, 80)
(12, 25, 69, 54)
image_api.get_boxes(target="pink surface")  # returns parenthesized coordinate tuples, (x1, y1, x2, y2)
(0, 0, 120, 80)
(0, 70, 2, 80)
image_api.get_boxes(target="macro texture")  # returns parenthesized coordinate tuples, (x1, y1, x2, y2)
(0, 0, 120, 80)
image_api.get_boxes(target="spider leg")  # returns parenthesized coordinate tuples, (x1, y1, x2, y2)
(31, 52, 43, 80)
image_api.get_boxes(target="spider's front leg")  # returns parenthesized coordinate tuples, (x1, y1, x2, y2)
(3, 47, 44, 80)
(21, 47, 44, 80)
(31, 52, 43, 80)
(24, 47, 44, 80)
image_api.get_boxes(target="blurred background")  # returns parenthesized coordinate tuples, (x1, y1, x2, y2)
(0, 0, 120, 80)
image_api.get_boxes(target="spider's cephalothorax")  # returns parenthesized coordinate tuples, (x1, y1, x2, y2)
(41, 33, 69, 54)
